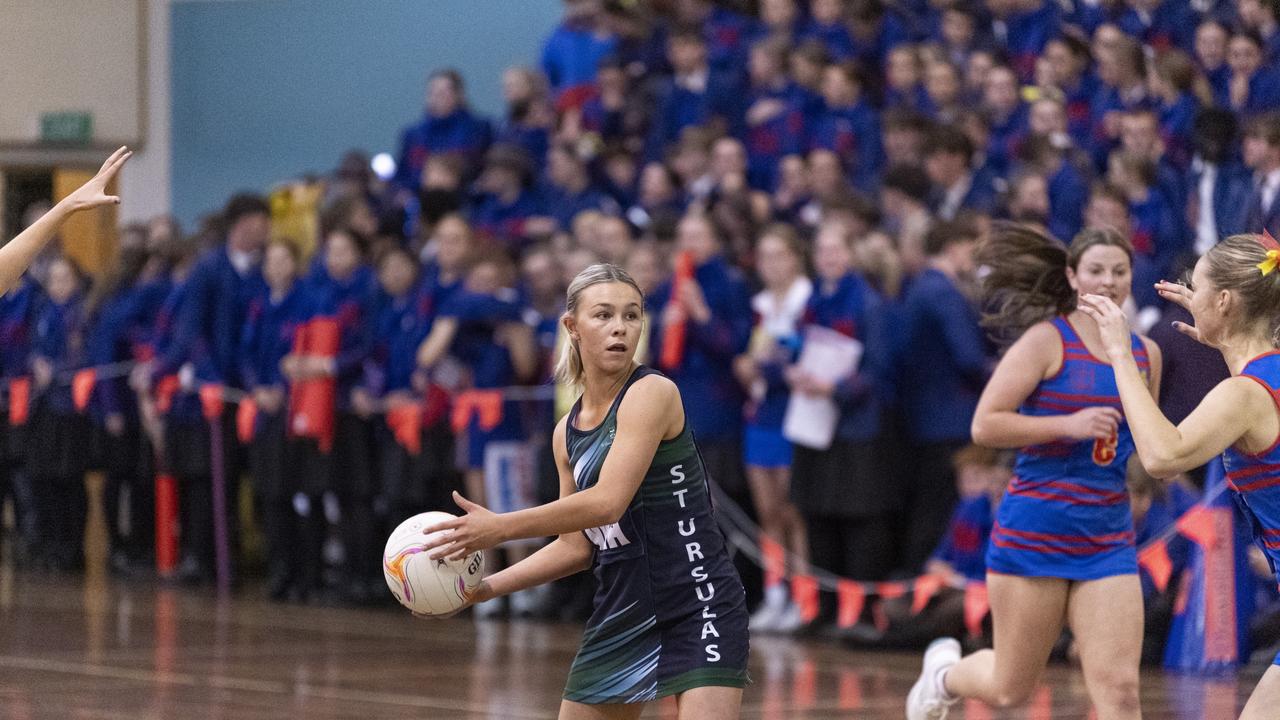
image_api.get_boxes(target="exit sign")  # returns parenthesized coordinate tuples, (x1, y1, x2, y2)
(40, 112, 93, 145)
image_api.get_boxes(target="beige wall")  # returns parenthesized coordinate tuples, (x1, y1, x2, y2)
(0, 0, 145, 146)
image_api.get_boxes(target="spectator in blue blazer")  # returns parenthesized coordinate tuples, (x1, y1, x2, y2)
(925, 125, 1000, 219)
(1188, 107, 1253, 254)
(393, 69, 493, 192)
(893, 219, 990, 573)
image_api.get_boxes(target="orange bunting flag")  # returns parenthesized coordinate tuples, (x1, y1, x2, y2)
(659, 251, 694, 370)
(912, 574, 945, 615)
(836, 580, 866, 628)
(235, 398, 258, 444)
(71, 369, 96, 412)
(386, 402, 423, 455)
(450, 390, 505, 434)
(791, 574, 820, 624)
(155, 375, 179, 413)
(877, 581, 906, 601)
(761, 535, 786, 589)
(199, 384, 224, 421)
(964, 582, 989, 638)
(1138, 540, 1174, 593)
(8, 377, 29, 426)
(1176, 506, 1220, 548)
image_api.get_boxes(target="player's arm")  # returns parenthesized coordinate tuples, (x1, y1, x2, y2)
(971, 322, 1120, 448)
(1141, 335, 1163, 400)
(1080, 293, 1264, 478)
(467, 417, 595, 603)
(424, 375, 678, 559)
(0, 147, 130, 295)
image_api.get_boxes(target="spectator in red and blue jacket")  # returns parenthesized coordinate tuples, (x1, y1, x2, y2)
(238, 240, 310, 601)
(924, 125, 1000, 219)
(1021, 133, 1093, 243)
(577, 58, 632, 144)
(1042, 35, 1099, 149)
(0, 275, 36, 378)
(987, 0, 1059, 81)
(921, 59, 965, 125)
(741, 36, 809, 191)
(1119, 108, 1190, 229)
(495, 67, 553, 177)
(1149, 49, 1209, 169)
(883, 44, 929, 110)
(469, 144, 549, 248)
(799, 0, 858, 59)
(676, 0, 754, 75)
(813, 60, 883, 193)
(751, 0, 803, 46)
(542, 142, 620, 231)
(1239, 0, 1280, 62)
(982, 64, 1030, 178)
(926, 446, 1009, 585)
(1222, 31, 1280, 116)
(648, 213, 753, 499)
(1108, 151, 1187, 306)
(539, 0, 618, 108)
(893, 220, 991, 572)
(1187, 107, 1253, 251)
(26, 256, 92, 572)
(1090, 33, 1154, 169)
(1196, 19, 1233, 101)
(646, 28, 746, 162)
(1117, 0, 1197, 53)
(393, 69, 493, 192)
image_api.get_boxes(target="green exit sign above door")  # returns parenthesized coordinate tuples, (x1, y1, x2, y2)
(40, 112, 93, 145)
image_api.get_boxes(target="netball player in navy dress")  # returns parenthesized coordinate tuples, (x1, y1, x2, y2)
(908, 225, 1161, 720)
(423, 263, 750, 719)
(1079, 233, 1280, 720)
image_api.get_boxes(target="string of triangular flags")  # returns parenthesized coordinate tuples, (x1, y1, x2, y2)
(0, 360, 554, 455)
(709, 477, 1233, 638)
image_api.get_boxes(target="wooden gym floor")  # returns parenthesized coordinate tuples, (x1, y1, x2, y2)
(0, 561, 1266, 720)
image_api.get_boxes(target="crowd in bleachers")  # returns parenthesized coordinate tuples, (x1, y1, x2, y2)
(6, 0, 1280, 655)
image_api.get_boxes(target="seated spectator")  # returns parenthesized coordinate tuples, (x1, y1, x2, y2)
(1020, 134, 1092, 242)
(627, 161, 685, 230)
(1238, 0, 1280, 62)
(1224, 30, 1280, 116)
(884, 44, 927, 110)
(1196, 19, 1232, 102)
(812, 60, 883, 192)
(1119, 108, 1189, 229)
(540, 0, 618, 108)
(542, 142, 619, 231)
(988, 0, 1059, 81)
(880, 164, 933, 274)
(495, 67, 554, 176)
(1090, 34, 1151, 169)
(645, 28, 744, 161)
(934, 6, 986, 68)
(1040, 34, 1098, 148)
(394, 69, 492, 193)
(881, 109, 930, 169)
(1005, 169, 1051, 226)
(1188, 108, 1252, 254)
(754, 0, 802, 45)
(1106, 150, 1185, 306)
(924, 125, 999, 219)
(922, 60, 964, 125)
(800, 0, 857, 59)
(469, 145, 549, 247)
(1243, 111, 1280, 238)
(741, 35, 808, 191)
(790, 39, 832, 117)
(982, 64, 1029, 177)
(1147, 50, 1211, 169)
(1116, 0, 1196, 54)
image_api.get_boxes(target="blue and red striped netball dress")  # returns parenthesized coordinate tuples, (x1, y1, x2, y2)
(987, 316, 1151, 580)
(1223, 351, 1280, 665)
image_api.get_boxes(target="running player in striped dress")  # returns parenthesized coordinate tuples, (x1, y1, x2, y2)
(422, 263, 750, 719)
(1078, 232, 1280, 720)
(908, 225, 1161, 720)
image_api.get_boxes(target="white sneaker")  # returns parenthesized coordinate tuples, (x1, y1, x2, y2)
(749, 601, 781, 633)
(773, 602, 804, 633)
(906, 637, 961, 720)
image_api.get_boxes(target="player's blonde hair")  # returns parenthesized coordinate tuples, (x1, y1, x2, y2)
(555, 263, 645, 386)
(1203, 234, 1280, 346)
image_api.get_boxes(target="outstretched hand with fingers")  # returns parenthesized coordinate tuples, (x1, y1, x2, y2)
(1154, 280, 1205, 344)
(421, 491, 507, 561)
(63, 146, 131, 212)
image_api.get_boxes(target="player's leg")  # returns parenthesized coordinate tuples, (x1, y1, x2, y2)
(940, 573, 1068, 707)
(557, 700, 644, 720)
(1067, 574, 1143, 720)
(674, 686, 743, 720)
(1242, 665, 1280, 720)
